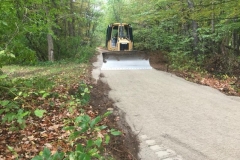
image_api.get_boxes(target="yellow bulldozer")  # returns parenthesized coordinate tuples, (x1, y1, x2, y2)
(101, 23, 152, 70)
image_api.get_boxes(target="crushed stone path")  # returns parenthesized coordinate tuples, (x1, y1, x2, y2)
(92, 50, 240, 160)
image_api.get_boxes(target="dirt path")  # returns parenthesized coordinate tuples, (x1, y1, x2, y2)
(92, 49, 240, 160)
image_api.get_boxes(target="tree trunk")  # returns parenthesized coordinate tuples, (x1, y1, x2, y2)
(187, 0, 199, 56)
(237, 34, 240, 53)
(45, 2, 54, 62)
(47, 34, 54, 61)
(68, 0, 74, 36)
(211, 1, 215, 33)
(232, 17, 239, 54)
(211, 1, 215, 54)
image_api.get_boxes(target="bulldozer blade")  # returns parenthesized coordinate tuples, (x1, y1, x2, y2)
(101, 51, 152, 70)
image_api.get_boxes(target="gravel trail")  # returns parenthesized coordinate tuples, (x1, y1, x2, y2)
(92, 50, 240, 160)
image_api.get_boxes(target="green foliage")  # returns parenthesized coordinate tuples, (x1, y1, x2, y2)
(75, 82, 92, 105)
(32, 111, 120, 160)
(63, 111, 120, 159)
(168, 51, 196, 71)
(0, 74, 54, 129)
(1, 61, 119, 158)
(0, 0, 103, 66)
(34, 109, 47, 118)
(10, 43, 37, 65)
(74, 46, 96, 63)
(55, 37, 82, 60)
(32, 148, 64, 160)
(0, 49, 15, 68)
(0, 75, 54, 111)
(67, 142, 102, 160)
(110, 129, 122, 136)
(0, 100, 29, 129)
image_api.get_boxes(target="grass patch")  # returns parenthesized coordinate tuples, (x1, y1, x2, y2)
(2, 62, 87, 80)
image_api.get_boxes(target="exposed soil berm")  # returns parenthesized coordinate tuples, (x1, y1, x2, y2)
(89, 56, 139, 160)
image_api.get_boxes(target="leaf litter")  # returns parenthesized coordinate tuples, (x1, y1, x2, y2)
(0, 60, 140, 160)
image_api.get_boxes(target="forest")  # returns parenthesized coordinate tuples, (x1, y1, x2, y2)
(0, 0, 240, 159)
(0, 0, 240, 75)
(0, 0, 102, 64)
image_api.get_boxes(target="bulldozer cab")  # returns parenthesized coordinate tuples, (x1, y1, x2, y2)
(106, 23, 133, 51)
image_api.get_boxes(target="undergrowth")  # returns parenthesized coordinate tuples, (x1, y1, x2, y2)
(0, 59, 121, 159)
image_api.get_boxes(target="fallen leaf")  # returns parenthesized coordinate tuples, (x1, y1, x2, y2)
(28, 135, 34, 141)
(49, 124, 59, 131)
(44, 143, 53, 149)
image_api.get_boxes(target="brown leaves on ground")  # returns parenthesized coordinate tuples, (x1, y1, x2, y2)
(0, 71, 89, 159)
(0, 65, 139, 160)
(174, 71, 239, 96)
(0, 96, 75, 159)
(200, 76, 238, 95)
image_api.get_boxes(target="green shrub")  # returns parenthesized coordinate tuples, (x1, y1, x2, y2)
(0, 49, 15, 68)
(74, 46, 95, 63)
(3, 42, 37, 65)
(167, 51, 205, 72)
